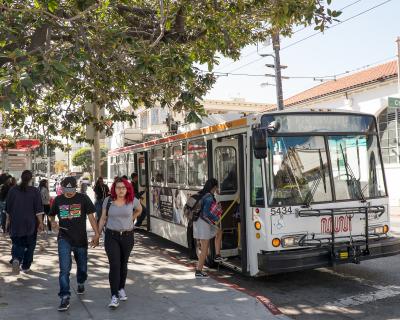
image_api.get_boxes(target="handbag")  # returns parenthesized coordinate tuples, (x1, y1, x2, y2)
(202, 200, 223, 225)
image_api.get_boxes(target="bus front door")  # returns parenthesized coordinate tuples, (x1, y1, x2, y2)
(212, 136, 242, 267)
(137, 152, 150, 231)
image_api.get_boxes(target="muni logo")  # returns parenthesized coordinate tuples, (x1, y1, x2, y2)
(321, 216, 352, 234)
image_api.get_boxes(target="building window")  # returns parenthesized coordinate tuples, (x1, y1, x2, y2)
(151, 108, 159, 125)
(160, 108, 168, 123)
(140, 111, 148, 129)
(378, 108, 400, 164)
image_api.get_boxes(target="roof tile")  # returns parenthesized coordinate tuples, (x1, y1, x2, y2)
(284, 60, 398, 107)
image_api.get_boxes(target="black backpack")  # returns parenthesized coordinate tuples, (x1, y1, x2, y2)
(183, 193, 203, 222)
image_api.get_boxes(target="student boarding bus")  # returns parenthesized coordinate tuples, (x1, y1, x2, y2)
(108, 110, 400, 276)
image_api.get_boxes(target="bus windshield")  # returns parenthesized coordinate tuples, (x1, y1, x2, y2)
(267, 134, 387, 206)
(267, 136, 332, 206)
(328, 135, 386, 200)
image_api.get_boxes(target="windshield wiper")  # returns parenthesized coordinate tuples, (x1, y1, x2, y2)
(340, 143, 366, 202)
(303, 172, 322, 207)
(303, 149, 327, 207)
(319, 148, 327, 193)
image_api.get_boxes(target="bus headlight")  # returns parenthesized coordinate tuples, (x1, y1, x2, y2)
(254, 221, 262, 230)
(370, 225, 389, 235)
(281, 235, 305, 248)
(282, 237, 297, 247)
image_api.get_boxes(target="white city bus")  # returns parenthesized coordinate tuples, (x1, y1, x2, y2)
(108, 110, 400, 276)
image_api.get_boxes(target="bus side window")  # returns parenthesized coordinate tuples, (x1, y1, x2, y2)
(188, 139, 207, 187)
(139, 156, 146, 187)
(151, 148, 165, 185)
(167, 144, 187, 185)
(215, 146, 237, 195)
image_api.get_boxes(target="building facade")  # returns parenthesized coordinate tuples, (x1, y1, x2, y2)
(108, 98, 271, 150)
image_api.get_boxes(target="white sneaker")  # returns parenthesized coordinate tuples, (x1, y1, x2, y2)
(108, 295, 119, 309)
(20, 267, 30, 273)
(118, 288, 127, 301)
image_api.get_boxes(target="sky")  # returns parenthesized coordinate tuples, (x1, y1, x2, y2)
(204, 0, 400, 104)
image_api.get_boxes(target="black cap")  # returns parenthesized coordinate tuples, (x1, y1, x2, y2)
(61, 176, 77, 193)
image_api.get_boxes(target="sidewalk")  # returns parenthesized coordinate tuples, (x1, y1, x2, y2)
(0, 232, 289, 320)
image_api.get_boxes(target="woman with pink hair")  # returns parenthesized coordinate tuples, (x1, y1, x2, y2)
(98, 177, 142, 309)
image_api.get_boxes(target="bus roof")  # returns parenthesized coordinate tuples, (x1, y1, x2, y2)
(108, 109, 375, 156)
(109, 116, 249, 155)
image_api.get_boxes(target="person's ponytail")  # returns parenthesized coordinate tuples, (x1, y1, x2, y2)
(19, 170, 33, 192)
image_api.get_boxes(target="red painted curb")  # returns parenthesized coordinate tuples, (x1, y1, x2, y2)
(157, 248, 283, 316)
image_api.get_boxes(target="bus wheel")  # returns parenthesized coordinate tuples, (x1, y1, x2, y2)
(205, 238, 217, 268)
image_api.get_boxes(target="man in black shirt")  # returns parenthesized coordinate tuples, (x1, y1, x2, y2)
(49, 177, 100, 312)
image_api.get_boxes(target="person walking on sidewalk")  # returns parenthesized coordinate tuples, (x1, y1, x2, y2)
(39, 179, 52, 233)
(93, 177, 109, 221)
(193, 178, 226, 279)
(5, 170, 44, 274)
(98, 177, 142, 309)
(49, 176, 100, 312)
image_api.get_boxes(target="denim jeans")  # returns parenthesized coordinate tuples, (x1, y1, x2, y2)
(11, 233, 37, 270)
(58, 238, 88, 298)
(104, 229, 134, 297)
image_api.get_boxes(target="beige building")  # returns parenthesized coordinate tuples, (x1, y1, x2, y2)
(109, 98, 272, 150)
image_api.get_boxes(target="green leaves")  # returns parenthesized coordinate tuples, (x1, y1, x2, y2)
(47, 0, 59, 13)
(0, 0, 339, 146)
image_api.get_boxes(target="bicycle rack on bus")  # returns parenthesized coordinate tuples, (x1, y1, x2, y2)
(296, 206, 385, 264)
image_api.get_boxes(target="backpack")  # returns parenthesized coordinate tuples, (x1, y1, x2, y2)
(183, 193, 203, 222)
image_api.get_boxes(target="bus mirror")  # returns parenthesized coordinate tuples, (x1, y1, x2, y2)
(252, 128, 267, 159)
(267, 121, 280, 134)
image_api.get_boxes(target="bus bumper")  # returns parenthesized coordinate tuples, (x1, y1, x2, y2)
(257, 236, 400, 275)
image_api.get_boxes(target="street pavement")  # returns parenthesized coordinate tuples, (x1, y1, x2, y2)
(2, 190, 400, 320)
(0, 230, 289, 320)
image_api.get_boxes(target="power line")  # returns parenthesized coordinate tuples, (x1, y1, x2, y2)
(215, 0, 365, 72)
(227, 57, 264, 73)
(291, 0, 364, 36)
(200, 55, 396, 80)
(282, 0, 393, 51)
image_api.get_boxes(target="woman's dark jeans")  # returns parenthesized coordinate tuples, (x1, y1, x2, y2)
(104, 229, 134, 297)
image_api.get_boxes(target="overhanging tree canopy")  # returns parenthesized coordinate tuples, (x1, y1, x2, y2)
(0, 0, 340, 146)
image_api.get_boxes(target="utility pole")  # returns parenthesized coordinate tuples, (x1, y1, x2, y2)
(272, 32, 284, 110)
(93, 103, 101, 181)
(67, 137, 70, 173)
(45, 139, 51, 180)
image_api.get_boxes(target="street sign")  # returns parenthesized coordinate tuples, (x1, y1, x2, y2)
(388, 97, 400, 108)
